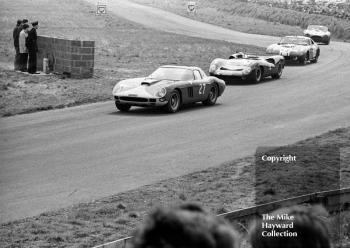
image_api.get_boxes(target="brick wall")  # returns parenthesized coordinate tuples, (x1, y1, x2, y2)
(37, 36, 95, 78)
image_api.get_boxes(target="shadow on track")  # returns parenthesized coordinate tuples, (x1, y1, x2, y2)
(108, 103, 223, 117)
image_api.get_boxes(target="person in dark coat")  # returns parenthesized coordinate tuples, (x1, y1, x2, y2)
(27, 21, 39, 74)
(13, 19, 22, 70)
(19, 24, 29, 72)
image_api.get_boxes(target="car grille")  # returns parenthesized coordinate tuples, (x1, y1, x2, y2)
(311, 36, 323, 42)
(221, 67, 243, 71)
(119, 96, 148, 102)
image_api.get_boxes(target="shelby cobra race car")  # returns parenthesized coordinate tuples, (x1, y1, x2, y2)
(303, 25, 331, 45)
(266, 36, 320, 65)
(112, 65, 226, 113)
(209, 52, 285, 84)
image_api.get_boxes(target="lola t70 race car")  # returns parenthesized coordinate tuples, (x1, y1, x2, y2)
(112, 65, 226, 113)
(266, 36, 320, 65)
(303, 25, 331, 45)
(209, 52, 285, 84)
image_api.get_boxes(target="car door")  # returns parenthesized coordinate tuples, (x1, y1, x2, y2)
(192, 70, 209, 101)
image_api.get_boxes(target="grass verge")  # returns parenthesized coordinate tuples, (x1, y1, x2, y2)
(0, 0, 265, 117)
(131, 0, 350, 41)
(0, 127, 349, 248)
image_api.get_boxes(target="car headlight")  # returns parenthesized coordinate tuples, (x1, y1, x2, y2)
(209, 61, 219, 73)
(113, 84, 124, 94)
(243, 67, 251, 75)
(156, 88, 167, 98)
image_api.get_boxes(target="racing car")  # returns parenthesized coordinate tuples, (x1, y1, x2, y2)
(209, 52, 285, 84)
(303, 25, 331, 45)
(112, 65, 226, 113)
(266, 36, 320, 65)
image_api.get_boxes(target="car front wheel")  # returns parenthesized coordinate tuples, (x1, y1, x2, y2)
(299, 53, 308, 65)
(116, 103, 131, 112)
(249, 67, 262, 84)
(165, 91, 181, 113)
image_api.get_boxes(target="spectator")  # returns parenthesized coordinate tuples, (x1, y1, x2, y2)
(248, 205, 331, 248)
(13, 19, 22, 70)
(27, 21, 39, 74)
(20, 19, 28, 30)
(132, 203, 240, 248)
(19, 23, 29, 72)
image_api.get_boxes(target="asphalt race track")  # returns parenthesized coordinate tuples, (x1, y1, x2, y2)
(0, 0, 350, 223)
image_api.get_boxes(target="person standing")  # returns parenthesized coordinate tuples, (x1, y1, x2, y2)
(13, 20, 22, 70)
(19, 23, 29, 72)
(27, 21, 39, 74)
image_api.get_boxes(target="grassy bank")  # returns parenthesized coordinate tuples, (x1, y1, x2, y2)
(0, 0, 263, 116)
(0, 127, 349, 247)
(132, 0, 350, 41)
(0, 0, 265, 117)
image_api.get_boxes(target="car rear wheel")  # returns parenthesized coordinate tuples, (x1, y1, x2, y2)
(249, 67, 262, 84)
(271, 63, 283, 79)
(165, 90, 181, 113)
(116, 103, 131, 112)
(203, 84, 218, 106)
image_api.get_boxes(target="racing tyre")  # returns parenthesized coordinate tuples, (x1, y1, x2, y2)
(203, 84, 218, 106)
(116, 103, 131, 112)
(165, 90, 181, 113)
(299, 53, 308, 65)
(271, 63, 283, 79)
(249, 67, 262, 84)
(311, 50, 319, 63)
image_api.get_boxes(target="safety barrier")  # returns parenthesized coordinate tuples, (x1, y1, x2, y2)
(92, 187, 350, 248)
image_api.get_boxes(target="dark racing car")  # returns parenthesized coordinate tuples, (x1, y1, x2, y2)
(209, 52, 285, 84)
(112, 65, 226, 113)
(304, 25, 331, 45)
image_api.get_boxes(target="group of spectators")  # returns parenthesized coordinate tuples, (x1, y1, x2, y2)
(241, 0, 350, 20)
(13, 19, 39, 74)
(243, 0, 350, 20)
(131, 203, 332, 248)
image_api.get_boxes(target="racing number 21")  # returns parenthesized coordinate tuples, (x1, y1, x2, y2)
(199, 83, 206, 95)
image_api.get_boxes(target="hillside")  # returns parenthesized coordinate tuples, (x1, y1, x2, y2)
(132, 0, 350, 41)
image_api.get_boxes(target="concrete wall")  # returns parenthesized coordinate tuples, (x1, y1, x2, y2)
(37, 36, 95, 78)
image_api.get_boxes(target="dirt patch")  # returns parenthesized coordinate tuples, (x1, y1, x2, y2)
(0, 127, 349, 248)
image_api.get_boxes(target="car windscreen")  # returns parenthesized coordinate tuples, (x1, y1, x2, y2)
(280, 37, 308, 46)
(148, 67, 194, 81)
(308, 25, 328, 32)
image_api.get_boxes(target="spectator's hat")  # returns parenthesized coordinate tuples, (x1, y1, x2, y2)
(31, 21, 39, 26)
(22, 19, 28, 24)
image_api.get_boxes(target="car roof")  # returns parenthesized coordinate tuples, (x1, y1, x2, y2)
(160, 65, 202, 71)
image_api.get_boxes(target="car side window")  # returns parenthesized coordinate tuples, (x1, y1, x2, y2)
(193, 70, 202, 80)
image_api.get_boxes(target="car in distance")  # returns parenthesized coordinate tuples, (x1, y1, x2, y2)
(266, 36, 320, 65)
(112, 65, 226, 113)
(303, 25, 331, 45)
(209, 52, 285, 84)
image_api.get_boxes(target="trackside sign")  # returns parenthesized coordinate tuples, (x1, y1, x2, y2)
(187, 1, 197, 13)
